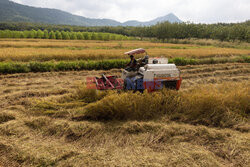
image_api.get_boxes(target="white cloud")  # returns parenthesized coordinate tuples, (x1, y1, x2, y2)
(10, 0, 250, 23)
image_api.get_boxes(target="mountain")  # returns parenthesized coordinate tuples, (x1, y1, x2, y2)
(0, 0, 122, 26)
(123, 13, 182, 26)
(0, 0, 182, 26)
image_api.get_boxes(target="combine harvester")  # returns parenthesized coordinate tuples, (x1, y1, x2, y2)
(88, 48, 182, 92)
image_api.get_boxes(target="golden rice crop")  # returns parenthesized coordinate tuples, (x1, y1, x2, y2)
(0, 39, 249, 62)
(0, 46, 249, 62)
(33, 82, 249, 128)
(83, 82, 249, 127)
(0, 39, 195, 48)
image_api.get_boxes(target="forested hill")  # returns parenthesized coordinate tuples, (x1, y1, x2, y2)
(0, 0, 182, 26)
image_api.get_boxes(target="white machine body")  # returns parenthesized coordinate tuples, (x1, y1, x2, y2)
(122, 60, 181, 82)
(139, 64, 180, 81)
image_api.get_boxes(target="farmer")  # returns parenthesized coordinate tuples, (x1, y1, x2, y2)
(126, 55, 137, 71)
(142, 55, 149, 65)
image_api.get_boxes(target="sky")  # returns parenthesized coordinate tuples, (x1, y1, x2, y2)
(11, 0, 250, 23)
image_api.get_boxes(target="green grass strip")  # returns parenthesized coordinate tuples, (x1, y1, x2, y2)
(0, 59, 129, 74)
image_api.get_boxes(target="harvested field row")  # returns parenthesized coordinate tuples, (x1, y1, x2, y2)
(1, 39, 249, 49)
(183, 68, 250, 79)
(0, 82, 249, 166)
(179, 63, 249, 70)
(0, 63, 249, 167)
(0, 117, 249, 167)
(0, 39, 199, 48)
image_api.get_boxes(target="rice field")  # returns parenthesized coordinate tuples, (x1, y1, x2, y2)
(0, 39, 249, 62)
(0, 38, 249, 167)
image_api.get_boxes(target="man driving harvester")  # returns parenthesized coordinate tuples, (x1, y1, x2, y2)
(125, 55, 137, 71)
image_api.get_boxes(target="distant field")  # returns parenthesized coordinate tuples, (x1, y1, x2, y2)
(0, 39, 249, 62)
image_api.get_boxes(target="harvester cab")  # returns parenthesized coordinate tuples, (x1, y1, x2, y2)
(90, 48, 182, 92)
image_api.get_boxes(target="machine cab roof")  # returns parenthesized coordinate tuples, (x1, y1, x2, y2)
(124, 48, 147, 55)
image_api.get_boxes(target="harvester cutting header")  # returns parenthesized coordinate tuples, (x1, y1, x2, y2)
(88, 48, 182, 92)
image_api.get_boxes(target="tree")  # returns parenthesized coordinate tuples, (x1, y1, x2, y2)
(62, 31, 70, 40)
(43, 30, 49, 39)
(20, 32, 25, 38)
(76, 32, 84, 40)
(232, 25, 248, 41)
(12, 31, 21, 38)
(153, 23, 169, 42)
(36, 29, 44, 39)
(91, 33, 97, 40)
(49, 31, 56, 39)
(213, 26, 229, 41)
(97, 33, 103, 40)
(116, 35, 123, 40)
(70, 32, 77, 40)
(245, 29, 250, 42)
(103, 33, 110, 41)
(83, 32, 90, 40)
(110, 35, 116, 40)
(23, 31, 30, 38)
(27, 30, 36, 38)
(55, 31, 62, 39)
(4, 30, 12, 38)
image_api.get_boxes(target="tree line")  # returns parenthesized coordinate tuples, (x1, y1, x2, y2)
(146, 22, 250, 42)
(0, 30, 132, 40)
(0, 21, 249, 42)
